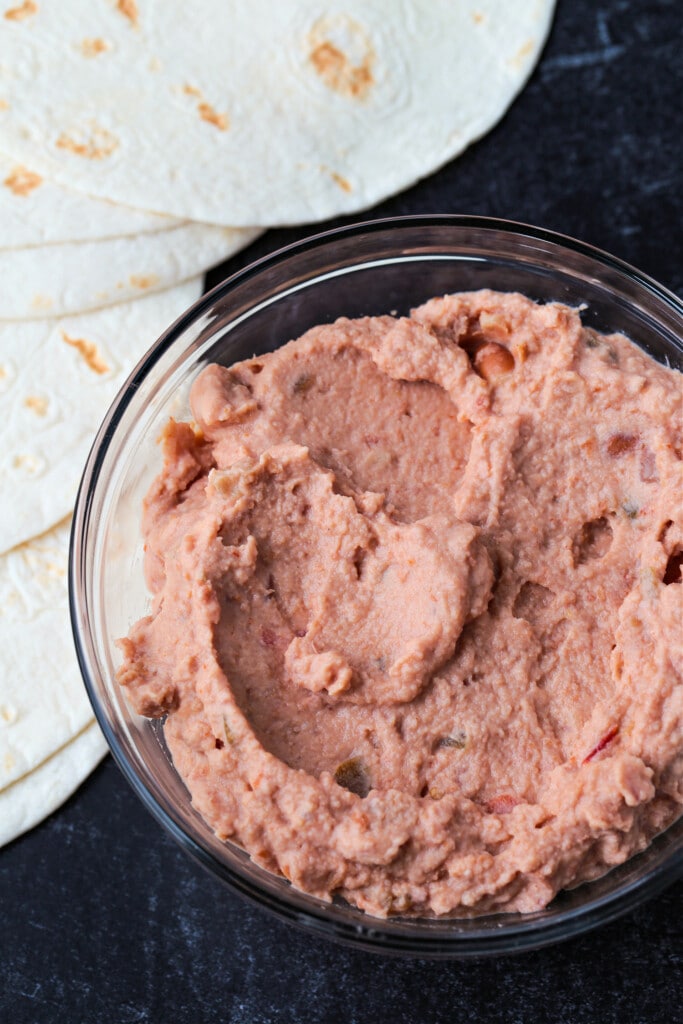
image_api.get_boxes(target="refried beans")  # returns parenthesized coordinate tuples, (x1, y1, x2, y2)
(118, 290, 683, 917)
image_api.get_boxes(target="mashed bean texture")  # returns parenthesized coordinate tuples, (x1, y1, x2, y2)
(118, 291, 683, 917)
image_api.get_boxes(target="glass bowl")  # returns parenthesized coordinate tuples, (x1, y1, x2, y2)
(70, 216, 683, 957)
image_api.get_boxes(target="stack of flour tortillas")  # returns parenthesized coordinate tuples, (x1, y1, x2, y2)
(0, 192, 259, 847)
(0, 0, 555, 846)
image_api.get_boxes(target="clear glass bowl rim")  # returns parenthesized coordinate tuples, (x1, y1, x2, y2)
(69, 215, 683, 958)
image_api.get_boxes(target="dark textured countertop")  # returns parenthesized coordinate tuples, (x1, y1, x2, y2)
(3, 2, 681, 1021)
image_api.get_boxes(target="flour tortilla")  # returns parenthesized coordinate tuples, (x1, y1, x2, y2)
(0, 222, 259, 319)
(0, 150, 185, 247)
(0, 720, 107, 847)
(0, 517, 95, 791)
(0, 277, 202, 554)
(0, 0, 555, 226)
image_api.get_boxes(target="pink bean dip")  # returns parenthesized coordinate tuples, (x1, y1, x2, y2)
(118, 290, 683, 918)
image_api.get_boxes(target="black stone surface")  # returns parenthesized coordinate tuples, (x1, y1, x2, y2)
(2, 2, 681, 1021)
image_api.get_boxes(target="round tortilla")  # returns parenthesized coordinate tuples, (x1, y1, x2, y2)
(0, 277, 203, 555)
(0, 150, 184, 247)
(0, 0, 555, 226)
(0, 222, 259, 319)
(0, 720, 107, 847)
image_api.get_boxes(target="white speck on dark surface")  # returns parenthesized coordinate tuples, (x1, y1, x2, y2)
(540, 43, 626, 75)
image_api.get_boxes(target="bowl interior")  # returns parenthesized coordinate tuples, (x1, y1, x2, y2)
(71, 218, 683, 956)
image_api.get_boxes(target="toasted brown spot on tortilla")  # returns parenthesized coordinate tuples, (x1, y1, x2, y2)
(0, 704, 17, 723)
(80, 37, 109, 58)
(0, 99, 8, 110)
(56, 123, 118, 160)
(472, 11, 485, 24)
(309, 39, 374, 100)
(24, 395, 48, 416)
(12, 453, 42, 474)
(116, 0, 138, 26)
(31, 294, 53, 310)
(509, 39, 534, 68)
(3, 165, 42, 195)
(4, 1, 38, 21)
(180, 83, 228, 130)
(329, 170, 352, 193)
(61, 331, 110, 375)
(129, 273, 160, 290)
(198, 101, 228, 131)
